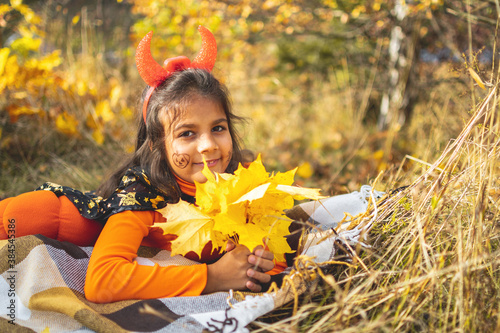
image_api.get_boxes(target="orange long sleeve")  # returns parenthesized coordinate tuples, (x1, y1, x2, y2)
(84, 210, 208, 303)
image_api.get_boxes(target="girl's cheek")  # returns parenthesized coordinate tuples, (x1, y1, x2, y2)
(172, 153, 190, 169)
(224, 150, 233, 170)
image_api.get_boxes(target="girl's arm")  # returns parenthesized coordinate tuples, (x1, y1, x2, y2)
(85, 210, 275, 302)
(85, 210, 208, 303)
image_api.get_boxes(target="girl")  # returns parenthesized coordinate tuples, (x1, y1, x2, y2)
(0, 26, 279, 302)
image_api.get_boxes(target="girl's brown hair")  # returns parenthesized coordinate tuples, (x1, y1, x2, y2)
(96, 69, 244, 201)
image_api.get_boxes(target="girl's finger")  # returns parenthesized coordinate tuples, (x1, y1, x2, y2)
(250, 257, 275, 272)
(225, 239, 236, 252)
(254, 249, 274, 261)
(247, 268, 271, 284)
(246, 279, 262, 293)
(249, 250, 274, 264)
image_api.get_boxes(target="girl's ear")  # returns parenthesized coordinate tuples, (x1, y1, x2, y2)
(149, 141, 153, 151)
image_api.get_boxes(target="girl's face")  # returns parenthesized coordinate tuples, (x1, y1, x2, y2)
(164, 95, 233, 184)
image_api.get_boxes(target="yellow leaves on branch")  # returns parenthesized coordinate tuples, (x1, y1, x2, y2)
(155, 155, 325, 262)
(1, 1, 127, 145)
(1, 41, 70, 128)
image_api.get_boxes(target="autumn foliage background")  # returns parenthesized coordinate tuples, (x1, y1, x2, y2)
(2, 0, 493, 197)
(1, 0, 500, 331)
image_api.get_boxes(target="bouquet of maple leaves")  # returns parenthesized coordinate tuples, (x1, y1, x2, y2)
(155, 155, 324, 262)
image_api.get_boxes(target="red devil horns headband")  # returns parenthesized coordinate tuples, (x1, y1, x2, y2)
(135, 25, 217, 123)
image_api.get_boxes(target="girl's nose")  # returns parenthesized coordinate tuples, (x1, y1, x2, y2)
(198, 133, 218, 153)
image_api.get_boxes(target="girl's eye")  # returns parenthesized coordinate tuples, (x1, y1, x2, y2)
(179, 131, 194, 138)
(212, 125, 226, 132)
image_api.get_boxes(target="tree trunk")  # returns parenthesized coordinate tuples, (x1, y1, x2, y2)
(377, 0, 417, 131)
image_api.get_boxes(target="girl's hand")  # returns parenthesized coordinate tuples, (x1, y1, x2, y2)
(246, 245, 275, 291)
(202, 242, 274, 294)
(248, 245, 275, 272)
(226, 241, 275, 273)
(203, 244, 253, 294)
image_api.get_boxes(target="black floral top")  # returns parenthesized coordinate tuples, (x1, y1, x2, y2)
(35, 167, 187, 224)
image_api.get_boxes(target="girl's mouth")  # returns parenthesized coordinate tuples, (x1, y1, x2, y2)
(195, 159, 220, 168)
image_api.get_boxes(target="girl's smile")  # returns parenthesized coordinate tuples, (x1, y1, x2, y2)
(193, 158, 220, 168)
(164, 95, 233, 184)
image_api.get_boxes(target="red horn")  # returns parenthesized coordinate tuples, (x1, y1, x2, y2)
(191, 26, 217, 71)
(135, 31, 170, 87)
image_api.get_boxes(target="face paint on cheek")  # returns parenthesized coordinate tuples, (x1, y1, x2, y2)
(172, 153, 190, 169)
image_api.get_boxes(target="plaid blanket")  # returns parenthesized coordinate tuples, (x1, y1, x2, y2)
(0, 186, 383, 333)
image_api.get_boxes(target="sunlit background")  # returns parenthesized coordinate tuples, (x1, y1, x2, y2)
(2, 1, 500, 331)
(1, 0, 494, 197)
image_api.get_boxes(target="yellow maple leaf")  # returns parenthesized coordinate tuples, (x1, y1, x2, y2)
(155, 154, 325, 262)
(273, 184, 324, 200)
(155, 200, 216, 256)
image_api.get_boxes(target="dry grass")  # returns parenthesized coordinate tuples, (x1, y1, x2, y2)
(249, 85, 500, 331)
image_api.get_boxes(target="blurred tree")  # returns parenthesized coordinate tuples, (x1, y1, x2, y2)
(0, 0, 137, 150)
(125, 0, 497, 130)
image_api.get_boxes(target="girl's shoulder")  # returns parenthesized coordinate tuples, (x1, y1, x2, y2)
(104, 166, 171, 214)
(36, 166, 172, 223)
